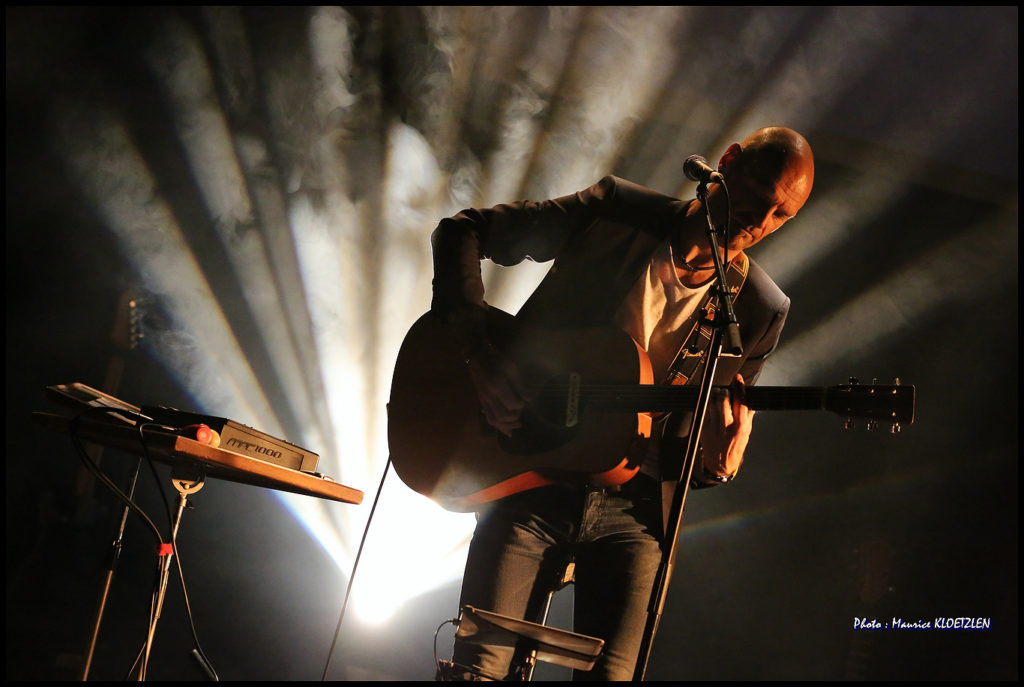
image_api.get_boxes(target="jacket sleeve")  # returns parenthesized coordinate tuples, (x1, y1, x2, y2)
(428, 176, 622, 351)
(732, 294, 791, 386)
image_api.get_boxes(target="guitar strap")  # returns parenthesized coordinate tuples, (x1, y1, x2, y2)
(664, 252, 750, 386)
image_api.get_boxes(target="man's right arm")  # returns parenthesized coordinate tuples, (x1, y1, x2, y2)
(429, 176, 621, 357)
(428, 176, 624, 433)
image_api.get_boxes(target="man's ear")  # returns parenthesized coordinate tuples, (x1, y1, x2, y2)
(718, 142, 742, 172)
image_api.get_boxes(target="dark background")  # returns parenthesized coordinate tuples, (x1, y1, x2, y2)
(6, 6, 1017, 681)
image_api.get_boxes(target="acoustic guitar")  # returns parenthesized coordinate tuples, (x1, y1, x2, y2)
(387, 309, 915, 512)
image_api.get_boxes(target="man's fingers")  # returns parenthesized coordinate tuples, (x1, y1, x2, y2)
(501, 361, 530, 401)
(480, 398, 522, 437)
(470, 354, 527, 437)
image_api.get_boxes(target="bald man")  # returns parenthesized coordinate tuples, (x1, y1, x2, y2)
(428, 127, 815, 680)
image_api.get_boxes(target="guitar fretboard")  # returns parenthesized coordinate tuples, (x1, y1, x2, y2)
(540, 384, 827, 413)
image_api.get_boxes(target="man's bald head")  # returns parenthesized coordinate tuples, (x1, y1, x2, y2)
(698, 127, 816, 258)
(730, 126, 815, 200)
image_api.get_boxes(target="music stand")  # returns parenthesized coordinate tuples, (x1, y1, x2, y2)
(439, 605, 604, 680)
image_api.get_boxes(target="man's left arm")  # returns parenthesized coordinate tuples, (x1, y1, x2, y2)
(696, 286, 791, 485)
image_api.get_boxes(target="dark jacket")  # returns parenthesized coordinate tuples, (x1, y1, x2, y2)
(432, 175, 790, 530)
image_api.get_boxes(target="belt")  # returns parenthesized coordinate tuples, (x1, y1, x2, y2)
(584, 473, 658, 494)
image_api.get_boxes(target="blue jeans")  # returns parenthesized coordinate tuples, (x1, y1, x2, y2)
(452, 475, 664, 681)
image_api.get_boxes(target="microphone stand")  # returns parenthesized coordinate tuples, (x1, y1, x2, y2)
(632, 179, 742, 680)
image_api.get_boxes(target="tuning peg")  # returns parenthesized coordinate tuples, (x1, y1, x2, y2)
(894, 377, 901, 386)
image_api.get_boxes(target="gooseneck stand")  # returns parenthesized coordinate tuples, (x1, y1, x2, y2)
(632, 180, 742, 680)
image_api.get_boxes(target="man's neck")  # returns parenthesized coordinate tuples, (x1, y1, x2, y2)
(673, 201, 718, 287)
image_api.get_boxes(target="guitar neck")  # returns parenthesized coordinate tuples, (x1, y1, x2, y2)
(563, 384, 829, 413)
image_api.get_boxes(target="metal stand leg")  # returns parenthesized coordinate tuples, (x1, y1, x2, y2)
(80, 457, 144, 681)
(134, 469, 204, 681)
(514, 560, 575, 681)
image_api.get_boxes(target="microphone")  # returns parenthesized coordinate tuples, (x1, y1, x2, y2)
(683, 155, 724, 184)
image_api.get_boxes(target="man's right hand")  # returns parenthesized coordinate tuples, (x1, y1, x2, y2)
(466, 346, 529, 437)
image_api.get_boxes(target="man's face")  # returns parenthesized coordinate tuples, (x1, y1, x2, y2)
(711, 146, 814, 254)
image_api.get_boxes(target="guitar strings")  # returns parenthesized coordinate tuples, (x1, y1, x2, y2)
(530, 384, 829, 411)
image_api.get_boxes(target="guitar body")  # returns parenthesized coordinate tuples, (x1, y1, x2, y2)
(388, 309, 652, 512)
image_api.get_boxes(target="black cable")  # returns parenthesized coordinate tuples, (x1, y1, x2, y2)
(68, 407, 166, 545)
(137, 421, 175, 535)
(433, 617, 458, 675)
(320, 456, 393, 681)
(720, 178, 732, 249)
(173, 539, 220, 680)
(124, 641, 147, 680)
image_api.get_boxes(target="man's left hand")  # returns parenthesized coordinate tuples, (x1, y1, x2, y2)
(701, 374, 755, 480)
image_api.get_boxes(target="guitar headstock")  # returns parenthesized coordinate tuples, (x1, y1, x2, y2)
(825, 378, 915, 433)
(111, 290, 144, 352)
